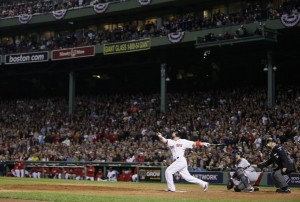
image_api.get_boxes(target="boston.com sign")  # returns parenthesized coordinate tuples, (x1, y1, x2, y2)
(5, 51, 49, 65)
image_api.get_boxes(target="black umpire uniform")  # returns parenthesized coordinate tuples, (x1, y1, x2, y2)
(258, 138, 295, 193)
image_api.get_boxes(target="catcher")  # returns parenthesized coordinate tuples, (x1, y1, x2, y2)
(227, 151, 260, 192)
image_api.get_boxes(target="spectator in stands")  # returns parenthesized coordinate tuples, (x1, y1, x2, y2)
(1, 1, 298, 54)
(234, 25, 248, 38)
(294, 132, 300, 144)
(0, 85, 299, 175)
(188, 163, 202, 172)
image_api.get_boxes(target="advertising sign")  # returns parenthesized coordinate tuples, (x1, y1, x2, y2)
(267, 173, 300, 187)
(52, 46, 95, 60)
(5, 51, 49, 64)
(138, 167, 161, 182)
(103, 38, 151, 55)
(174, 171, 223, 184)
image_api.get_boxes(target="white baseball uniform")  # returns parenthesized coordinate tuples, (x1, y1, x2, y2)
(107, 170, 117, 181)
(165, 138, 208, 191)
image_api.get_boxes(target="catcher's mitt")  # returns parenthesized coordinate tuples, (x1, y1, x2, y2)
(227, 179, 234, 190)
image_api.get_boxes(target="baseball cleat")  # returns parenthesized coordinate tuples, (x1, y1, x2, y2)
(165, 189, 175, 192)
(276, 188, 291, 193)
(203, 182, 208, 192)
(246, 186, 254, 192)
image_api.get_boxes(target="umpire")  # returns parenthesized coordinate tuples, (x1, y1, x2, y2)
(258, 138, 295, 193)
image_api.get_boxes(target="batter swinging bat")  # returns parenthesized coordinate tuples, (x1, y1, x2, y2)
(209, 143, 225, 146)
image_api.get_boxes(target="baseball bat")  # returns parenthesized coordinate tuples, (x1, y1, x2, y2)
(209, 143, 225, 146)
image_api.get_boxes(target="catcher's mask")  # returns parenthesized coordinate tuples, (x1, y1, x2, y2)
(235, 151, 243, 158)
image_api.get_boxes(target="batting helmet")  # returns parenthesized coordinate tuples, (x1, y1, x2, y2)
(173, 129, 182, 137)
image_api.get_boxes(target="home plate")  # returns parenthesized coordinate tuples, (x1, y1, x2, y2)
(161, 190, 188, 193)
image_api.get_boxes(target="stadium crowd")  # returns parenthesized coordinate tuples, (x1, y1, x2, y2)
(1, 0, 300, 54)
(0, 0, 126, 18)
(0, 0, 299, 181)
(0, 86, 299, 180)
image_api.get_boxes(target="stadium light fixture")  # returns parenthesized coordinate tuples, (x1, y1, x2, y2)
(263, 66, 277, 72)
(203, 50, 210, 59)
(92, 75, 101, 79)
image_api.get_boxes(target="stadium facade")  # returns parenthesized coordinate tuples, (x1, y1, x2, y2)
(0, 0, 299, 97)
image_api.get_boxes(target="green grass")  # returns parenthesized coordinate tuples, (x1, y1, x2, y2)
(0, 177, 98, 185)
(0, 192, 299, 202)
(0, 177, 299, 202)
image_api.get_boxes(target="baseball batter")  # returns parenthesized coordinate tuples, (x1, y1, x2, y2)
(157, 131, 209, 192)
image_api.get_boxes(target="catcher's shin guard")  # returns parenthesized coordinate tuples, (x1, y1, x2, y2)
(237, 168, 251, 188)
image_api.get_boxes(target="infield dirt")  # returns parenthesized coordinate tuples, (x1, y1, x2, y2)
(0, 182, 299, 201)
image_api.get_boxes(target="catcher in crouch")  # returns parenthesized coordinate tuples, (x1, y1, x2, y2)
(227, 151, 260, 192)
